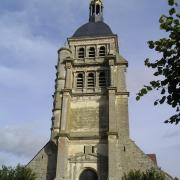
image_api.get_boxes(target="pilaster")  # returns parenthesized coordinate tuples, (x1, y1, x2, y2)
(108, 134, 118, 180)
(108, 87, 118, 180)
(64, 57, 73, 89)
(107, 55, 118, 180)
(108, 87, 117, 133)
(117, 65, 127, 92)
(60, 89, 71, 131)
(107, 54, 116, 87)
(54, 137, 69, 180)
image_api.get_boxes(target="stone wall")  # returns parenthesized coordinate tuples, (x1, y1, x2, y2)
(27, 141, 57, 180)
(69, 96, 108, 132)
(66, 140, 108, 180)
(115, 95, 129, 138)
(27, 27, 172, 180)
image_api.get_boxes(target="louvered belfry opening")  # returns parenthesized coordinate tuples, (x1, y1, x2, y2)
(76, 73, 84, 88)
(89, 47, 96, 58)
(87, 73, 95, 88)
(99, 72, 106, 87)
(78, 48, 85, 58)
(99, 46, 106, 57)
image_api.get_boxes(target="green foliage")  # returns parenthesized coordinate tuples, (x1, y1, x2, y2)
(122, 168, 165, 180)
(137, 0, 180, 124)
(0, 165, 35, 180)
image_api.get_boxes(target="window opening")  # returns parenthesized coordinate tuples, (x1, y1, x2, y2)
(99, 46, 106, 57)
(76, 73, 83, 88)
(101, 5, 103, 12)
(87, 73, 95, 88)
(89, 47, 95, 58)
(99, 72, 106, 87)
(96, 4, 100, 15)
(78, 48, 85, 58)
(92, 4, 95, 15)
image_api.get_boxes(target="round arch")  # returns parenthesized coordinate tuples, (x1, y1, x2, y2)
(79, 168, 98, 180)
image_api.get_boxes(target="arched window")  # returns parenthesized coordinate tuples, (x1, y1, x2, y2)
(79, 169, 98, 180)
(96, 4, 100, 15)
(78, 48, 85, 58)
(99, 46, 106, 57)
(89, 47, 95, 58)
(87, 73, 95, 88)
(76, 73, 83, 88)
(99, 72, 106, 87)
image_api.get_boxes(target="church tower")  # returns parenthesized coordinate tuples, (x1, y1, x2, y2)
(27, 1, 171, 180)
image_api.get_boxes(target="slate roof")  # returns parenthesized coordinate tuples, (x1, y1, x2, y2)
(72, 22, 114, 38)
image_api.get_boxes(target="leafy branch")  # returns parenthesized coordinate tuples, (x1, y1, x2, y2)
(136, 0, 180, 125)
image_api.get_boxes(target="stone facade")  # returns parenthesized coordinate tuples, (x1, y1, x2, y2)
(27, 0, 172, 179)
(27, 142, 57, 180)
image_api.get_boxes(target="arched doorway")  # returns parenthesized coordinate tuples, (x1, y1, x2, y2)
(79, 169, 98, 180)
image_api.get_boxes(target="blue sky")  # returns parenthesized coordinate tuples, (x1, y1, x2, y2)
(0, 0, 179, 178)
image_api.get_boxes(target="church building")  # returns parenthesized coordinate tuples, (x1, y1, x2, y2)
(27, 0, 171, 179)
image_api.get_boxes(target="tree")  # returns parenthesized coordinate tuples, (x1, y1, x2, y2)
(0, 165, 35, 180)
(122, 168, 165, 180)
(136, 0, 180, 125)
(174, 178, 179, 180)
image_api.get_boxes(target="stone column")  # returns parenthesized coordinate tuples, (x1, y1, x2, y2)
(117, 65, 127, 92)
(59, 58, 72, 131)
(108, 134, 117, 180)
(108, 88, 118, 180)
(54, 136, 69, 180)
(60, 90, 71, 131)
(64, 59, 72, 89)
(54, 58, 72, 180)
(107, 56, 118, 180)
(108, 88, 117, 132)
(95, 71, 99, 91)
(108, 56, 115, 87)
(84, 71, 87, 93)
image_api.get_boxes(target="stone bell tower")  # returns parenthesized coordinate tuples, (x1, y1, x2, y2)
(27, 1, 170, 180)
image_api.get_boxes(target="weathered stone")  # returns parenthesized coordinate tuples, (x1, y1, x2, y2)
(27, 0, 172, 180)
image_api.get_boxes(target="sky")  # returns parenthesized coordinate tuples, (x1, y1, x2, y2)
(0, 0, 179, 178)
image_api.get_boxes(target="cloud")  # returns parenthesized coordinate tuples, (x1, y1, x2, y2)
(0, 0, 87, 45)
(0, 0, 26, 13)
(0, 125, 48, 158)
(163, 130, 180, 139)
(0, 0, 179, 178)
(0, 10, 58, 94)
(0, 18, 57, 67)
(0, 66, 35, 88)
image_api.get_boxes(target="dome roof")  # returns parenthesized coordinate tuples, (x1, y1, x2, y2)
(72, 22, 114, 38)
